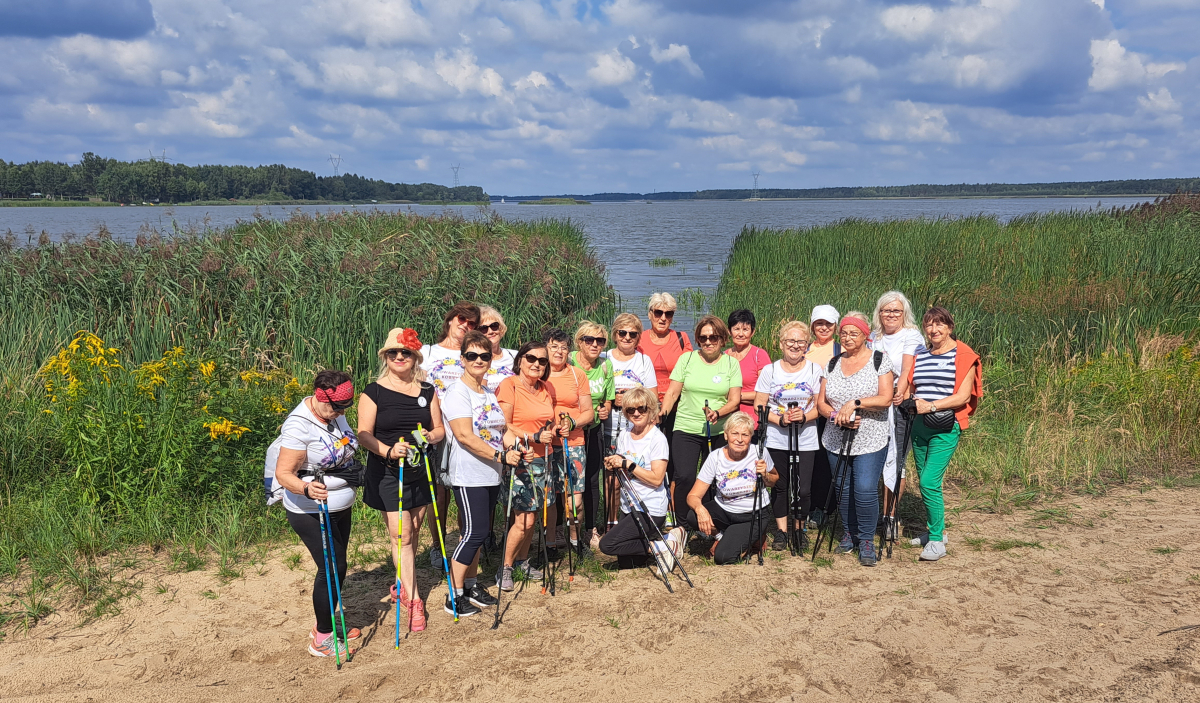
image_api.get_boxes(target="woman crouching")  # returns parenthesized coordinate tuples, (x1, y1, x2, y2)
(599, 387, 682, 567)
(684, 411, 777, 565)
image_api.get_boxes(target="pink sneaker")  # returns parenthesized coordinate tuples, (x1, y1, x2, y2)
(409, 598, 426, 632)
(390, 582, 410, 607)
(308, 629, 351, 658)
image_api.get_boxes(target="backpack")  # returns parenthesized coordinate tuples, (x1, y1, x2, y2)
(828, 350, 884, 375)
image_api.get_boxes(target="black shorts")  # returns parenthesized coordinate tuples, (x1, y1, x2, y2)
(363, 454, 434, 512)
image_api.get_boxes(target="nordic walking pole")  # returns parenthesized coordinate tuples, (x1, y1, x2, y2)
(703, 400, 712, 459)
(415, 425, 457, 622)
(745, 405, 769, 565)
(619, 454, 694, 589)
(885, 400, 916, 558)
(813, 416, 857, 561)
(314, 471, 343, 669)
(538, 421, 555, 595)
(492, 441, 520, 629)
(393, 451, 405, 648)
(319, 497, 351, 660)
(612, 459, 674, 593)
(786, 401, 800, 557)
(558, 413, 579, 581)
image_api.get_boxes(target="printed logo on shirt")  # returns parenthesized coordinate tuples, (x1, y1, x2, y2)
(616, 368, 646, 385)
(474, 400, 506, 451)
(589, 378, 606, 395)
(717, 464, 756, 499)
(429, 357, 464, 392)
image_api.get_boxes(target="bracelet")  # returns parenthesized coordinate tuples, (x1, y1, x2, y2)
(303, 484, 311, 499)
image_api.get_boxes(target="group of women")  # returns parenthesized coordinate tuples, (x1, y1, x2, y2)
(267, 292, 983, 658)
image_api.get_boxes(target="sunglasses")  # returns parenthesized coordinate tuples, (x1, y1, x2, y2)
(385, 348, 414, 361)
(650, 309, 674, 319)
(330, 400, 353, 412)
(696, 334, 722, 345)
(580, 335, 607, 346)
(615, 330, 638, 339)
(478, 322, 502, 333)
(463, 351, 494, 362)
(455, 315, 477, 329)
(623, 405, 649, 416)
(523, 354, 549, 366)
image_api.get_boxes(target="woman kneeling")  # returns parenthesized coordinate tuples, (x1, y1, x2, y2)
(685, 411, 777, 565)
(599, 387, 681, 567)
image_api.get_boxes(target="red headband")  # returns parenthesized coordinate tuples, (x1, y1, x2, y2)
(314, 380, 354, 403)
(839, 317, 871, 337)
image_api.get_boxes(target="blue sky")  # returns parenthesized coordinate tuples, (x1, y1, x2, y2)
(1, 0, 1196, 193)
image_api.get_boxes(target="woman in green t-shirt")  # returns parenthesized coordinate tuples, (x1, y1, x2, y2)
(569, 321, 615, 547)
(660, 314, 742, 520)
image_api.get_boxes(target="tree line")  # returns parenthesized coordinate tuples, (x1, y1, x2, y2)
(498, 177, 1200, 201)
(0, 154, 486, 204)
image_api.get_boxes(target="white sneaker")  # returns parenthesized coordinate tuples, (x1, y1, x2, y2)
(664, 526, 685, 566)
(919, 540, 947, 561)
(910, 533, 950, 547)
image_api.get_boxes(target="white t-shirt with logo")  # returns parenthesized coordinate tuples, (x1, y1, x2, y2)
(696, 447, 773, 514)
(614, 426, 670, 517)
(754, 360, 825, 451)
(607, 351, 659, 440)
(870, 328, 924, 386)
(484, 348, 517, 394)
(271, 399, 359, 514)
(420, 343, 464, 399)
(440, 380, 506, 487)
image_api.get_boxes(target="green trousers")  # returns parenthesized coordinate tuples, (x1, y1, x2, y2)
(910, 420, 961, 542)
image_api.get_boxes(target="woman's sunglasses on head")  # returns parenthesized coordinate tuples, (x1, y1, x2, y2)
(463, 351, 494, 362)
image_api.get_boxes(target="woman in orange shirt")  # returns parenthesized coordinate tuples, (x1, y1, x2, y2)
(544, 328, 594, 550)
(638, 292, 692, 522)
(495, 341, 558, 590)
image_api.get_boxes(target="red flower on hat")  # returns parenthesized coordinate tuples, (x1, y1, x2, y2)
(399, 328, 421, 350)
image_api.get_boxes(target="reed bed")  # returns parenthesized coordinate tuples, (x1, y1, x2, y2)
(0, 211, 614, 629)
(710, 200, 1200, 498)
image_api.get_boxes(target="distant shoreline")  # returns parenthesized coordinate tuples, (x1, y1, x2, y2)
(492, 193, 1162, 203)
(0, 199, 490, 208)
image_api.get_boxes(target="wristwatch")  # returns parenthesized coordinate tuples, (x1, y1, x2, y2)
(930, 402, 938, 413)
(854, 399, 861, 407)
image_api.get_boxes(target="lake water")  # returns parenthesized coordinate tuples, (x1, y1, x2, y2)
(2, 197, 1150, 329)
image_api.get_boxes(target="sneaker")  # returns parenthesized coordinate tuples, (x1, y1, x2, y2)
(389, 581, 409, 607)
(858, 541, 877, 567)
(467, 584, 499, 608)
(919, 540, 947, 561)
(429, 550, 442, 570)
(409, 598, 426, 632)
(445, 594, 481, 617)
(836, 532, 856, 554)
(807, 508, 825, 529)
(313, 622, 361, 644)
(664, 526, 685, 564)
(308, 630, 351, 658)
(497, 566, 515, 592)
(516, 560, 543, 580)
(910, 533, 951, 547)
(771, 531, 788, 552)
(664, 511, 676, 529)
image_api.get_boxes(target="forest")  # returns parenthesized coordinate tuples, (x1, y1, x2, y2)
(0, 154, 486, 204)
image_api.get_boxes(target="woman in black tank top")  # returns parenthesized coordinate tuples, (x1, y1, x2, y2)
(356, 327, 445, 633)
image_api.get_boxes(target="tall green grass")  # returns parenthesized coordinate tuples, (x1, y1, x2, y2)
(710, 200, 1200, 499)
(0, 211, 614, 629)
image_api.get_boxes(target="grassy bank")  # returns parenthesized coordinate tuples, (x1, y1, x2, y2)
(710, 195, 1200, 499)
(0, 211, 614, 629)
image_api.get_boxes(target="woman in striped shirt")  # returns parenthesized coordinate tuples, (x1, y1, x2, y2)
(904, 307, 983, 562)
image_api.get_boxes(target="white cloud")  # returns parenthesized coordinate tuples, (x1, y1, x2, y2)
(588, 49, 637, 86)
(649, 41, 703, 78)
(1088, 39, 1185, 91)
(317, 0, 433, 46)
(866, 101, 958, 143)
(514, 71, 550, 90)
(434, 49, 505, 97)
(825, 56, 879, 82)
(414, 156, 430, 170)
(1138, 87, 1181, 112)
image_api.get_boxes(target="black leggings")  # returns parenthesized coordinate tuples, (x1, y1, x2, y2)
(767, 447, 817, 520)
(686, 500, 770, 565)
(581, 423, 605, 531)
(599, 510, 666, 558)
(287, 508, 352, 635)
(670, 430, 727, 513)
(452, 485, 501, 566)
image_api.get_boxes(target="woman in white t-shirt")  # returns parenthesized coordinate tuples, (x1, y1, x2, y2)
(685, 411, 777, 565)
(441, 330, 530, 619)
(603, 312, 658, 531)
(599, 386, 682, 568)
(753, 320, 824, 553)
(270, 370, 361, 660)
(870, 291, 924, 539)
(419, 301, 481, 569)
(478, 305, 517, 393)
